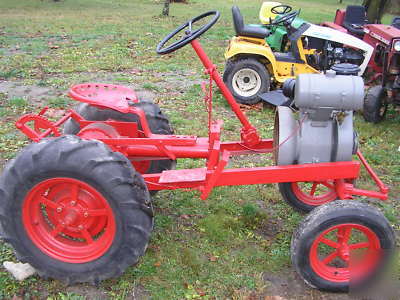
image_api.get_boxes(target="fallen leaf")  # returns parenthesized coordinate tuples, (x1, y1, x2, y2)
(130, 68, 142, 75)
(208, 255, 218, 262)
(153, 261, 161, 267)
(180, 214, 190, 220)
(196, 288, 206, 296)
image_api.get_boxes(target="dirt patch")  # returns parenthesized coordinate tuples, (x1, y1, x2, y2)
(65, 285, 109, 299)
(262, 271, 351, 299)
(0, 81, 57, 106)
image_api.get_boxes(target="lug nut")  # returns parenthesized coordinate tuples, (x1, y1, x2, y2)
(84, 212, 89, 218)
(70, 201, 76, 206)
(56, 207, 62, 213)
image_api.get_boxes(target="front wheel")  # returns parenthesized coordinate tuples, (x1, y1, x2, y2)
(223, 58, 270, 105)
(278, 181, 337, 213)
(0, 136, 153, 283)
(363, 86, 388, 123)
(291, 201, 395, 292)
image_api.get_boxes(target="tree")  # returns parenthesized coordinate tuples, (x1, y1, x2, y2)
(363, 0, 389, 23)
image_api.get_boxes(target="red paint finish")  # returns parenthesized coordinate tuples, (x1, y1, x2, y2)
(14, 36, 389, 204)
(22, 178, 116, 263)
(68, 83, 138, 113)
(321, 21, 348, 33)
(364, 24, 400, 43)
(310, 224, 381, 283)
(190, 40, 261, 146)
(334, 9, 346, 26)
(144, 161, 361, 190)
(291, 181, 337, 206)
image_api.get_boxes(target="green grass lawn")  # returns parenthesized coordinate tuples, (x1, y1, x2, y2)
(0, 0, 399, 299)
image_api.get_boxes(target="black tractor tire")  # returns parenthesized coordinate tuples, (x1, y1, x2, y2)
(363, 86, 388, 123)
(291, 200, 395, 292)
(64, 102, 175, 178)
(278, 182, 338, 213)
(223, 58, 270, 105)
(0, 135, 153, 284)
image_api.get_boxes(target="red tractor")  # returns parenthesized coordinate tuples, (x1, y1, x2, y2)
(0, 11, 395, 292)
(323, 5, 400, 122)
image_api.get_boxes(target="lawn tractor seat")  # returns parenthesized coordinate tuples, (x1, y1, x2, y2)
(232, 6, 270, 39)
(392, 17, 400, 29)
(343, 5, 366, 36)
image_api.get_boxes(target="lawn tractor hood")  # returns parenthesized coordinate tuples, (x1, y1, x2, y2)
(274, 70, 363, 165)
(304, 24, 373, 75)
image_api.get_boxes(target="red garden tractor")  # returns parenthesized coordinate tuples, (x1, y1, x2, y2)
(322, 5, 400, 122)
(0, 11, 395, 292)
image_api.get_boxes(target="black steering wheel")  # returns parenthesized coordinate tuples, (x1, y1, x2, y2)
(156, 11, 220, 55)
(270, 10, 299, 26)
(271, 4, 292, 15)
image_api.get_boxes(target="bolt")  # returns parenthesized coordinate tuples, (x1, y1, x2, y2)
(78, 225, 84, 231)
(70, 200, 76, 206)
(83, 212, 89, 218)
(56, 207, 62, 213)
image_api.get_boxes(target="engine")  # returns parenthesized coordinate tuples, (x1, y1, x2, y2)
(306, 40, 365, 71)
(274, 68, 363, 165)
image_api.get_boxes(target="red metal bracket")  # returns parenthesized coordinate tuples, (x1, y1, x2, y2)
(200, 150, 230, 200)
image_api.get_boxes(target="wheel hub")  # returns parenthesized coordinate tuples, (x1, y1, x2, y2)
(23, 177, 116, 263)
(338, 243, 350, 261)
(232, 68, 262, 97)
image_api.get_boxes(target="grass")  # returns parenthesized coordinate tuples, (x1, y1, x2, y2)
(0, 0, 399, 298)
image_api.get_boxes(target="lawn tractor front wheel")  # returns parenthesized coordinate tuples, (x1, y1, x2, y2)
(363, 86, 388, 123)
(0, 135, 153, 284)
(64, 102, 175, 176)
(223, 58, 270, 105)
(291, 201, 395, 292)
(278, 181, 337, 213)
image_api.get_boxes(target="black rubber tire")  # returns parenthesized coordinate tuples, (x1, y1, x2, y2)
(64, 101, 175, 177)
(363, 86, 388, 123)
(223, 58, 270, 105)
(291, 200, 395, 292)
(278, 182, 337, 213)
(0, 135, 153, 284)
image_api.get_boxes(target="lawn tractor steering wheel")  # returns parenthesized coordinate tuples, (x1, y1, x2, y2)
(270, 10, 299, 26)
(156, 10, 220, 55)
(271, 4, 292, 15)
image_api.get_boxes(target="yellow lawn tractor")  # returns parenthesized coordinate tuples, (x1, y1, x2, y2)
(223, 2, 373, 104)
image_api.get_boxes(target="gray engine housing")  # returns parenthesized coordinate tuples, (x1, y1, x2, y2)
(274, 71, 363, 165)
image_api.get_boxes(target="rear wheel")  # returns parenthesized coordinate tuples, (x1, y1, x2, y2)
(278, 181, 337, 213)
(0, 135, 153, 283)
(291, 201, 395, 292)
(363, 86, 388, 123)
(64, 101, 175, 178)
(223, 58, 270, 105)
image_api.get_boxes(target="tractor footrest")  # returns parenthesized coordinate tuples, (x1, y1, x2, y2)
(159, 168, 206, 183)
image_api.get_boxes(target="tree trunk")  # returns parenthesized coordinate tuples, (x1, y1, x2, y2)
(162, 0, 170, 16)
(363, 0, 389, 23)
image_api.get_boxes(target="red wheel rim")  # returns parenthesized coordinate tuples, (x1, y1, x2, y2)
(291, 181, 337, 206)
(310, 223, 381, 283)
(22, 178, 116, 263)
